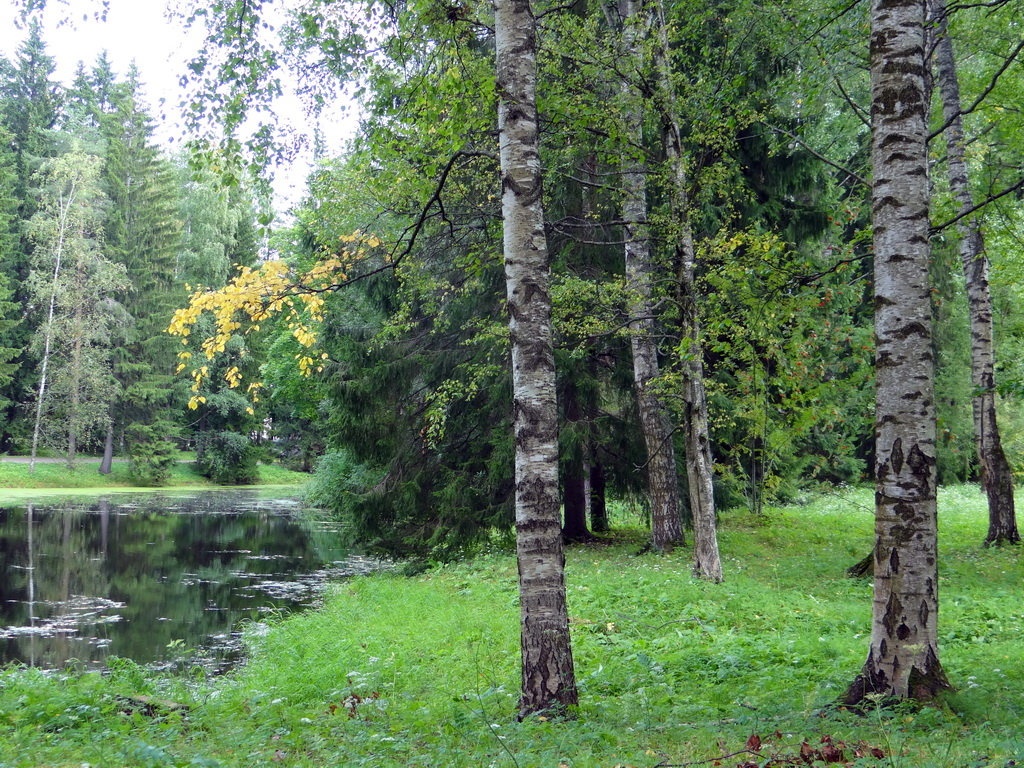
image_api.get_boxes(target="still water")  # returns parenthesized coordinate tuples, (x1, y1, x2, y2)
(0, 490, 368, 671)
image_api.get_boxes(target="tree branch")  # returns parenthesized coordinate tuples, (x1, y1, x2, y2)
(929, 37, 1024, 141)
(931, 175, 1024, 232)
(766, 124, 869, 188)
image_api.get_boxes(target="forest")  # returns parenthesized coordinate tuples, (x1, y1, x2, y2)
(2, 0, 1024, 762)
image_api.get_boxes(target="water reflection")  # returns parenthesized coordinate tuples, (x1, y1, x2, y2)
(0, 491, 363, 670)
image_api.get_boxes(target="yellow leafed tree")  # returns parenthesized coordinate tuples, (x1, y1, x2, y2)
(167, 232, 383, 408)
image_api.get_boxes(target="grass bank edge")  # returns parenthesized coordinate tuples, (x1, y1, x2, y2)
(0, 459, 309, 501)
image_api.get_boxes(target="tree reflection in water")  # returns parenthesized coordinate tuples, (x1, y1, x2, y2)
(0, 491, 365, 670)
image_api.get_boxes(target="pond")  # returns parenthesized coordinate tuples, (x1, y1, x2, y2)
(0, 490, 371, 671)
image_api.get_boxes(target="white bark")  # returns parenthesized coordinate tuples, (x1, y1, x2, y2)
(651, 0, 723, 581)
(846, 0, 949, 702)
(494, 0, 577, 718)
(616, 0, 685, 553)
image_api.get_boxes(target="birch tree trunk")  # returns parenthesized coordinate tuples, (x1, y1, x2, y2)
(845, 0, 950, 703)
(618, 0, 685, 552)
(931, 0, 1018, 546)
(651, 0, 722, 581)
(494, 0, 578, 718)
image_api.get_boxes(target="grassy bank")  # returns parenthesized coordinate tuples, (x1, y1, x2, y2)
(0, 458, 308, 498)
(1, 485, 1022, 767)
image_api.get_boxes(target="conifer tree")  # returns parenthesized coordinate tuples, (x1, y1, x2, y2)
(0, 21, 61, 447)
(94, 67, 182, 473)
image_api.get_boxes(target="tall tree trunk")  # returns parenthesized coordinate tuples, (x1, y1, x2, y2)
(651, 0, 723, 581)
(617, 0, 685, 552)
(931, 0, 1018, 547)
(494, 0, 577, 719)
(845, 0, 950, 703)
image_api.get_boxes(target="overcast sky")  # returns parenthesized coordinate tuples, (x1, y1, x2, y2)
(1, 0, 358, 210)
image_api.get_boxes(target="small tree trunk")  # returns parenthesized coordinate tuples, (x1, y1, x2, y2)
(845, 0, 950, 703)
(931, 0, 1018, 546)
(495, 0, 577, 719)
(99, 422, 114, 475)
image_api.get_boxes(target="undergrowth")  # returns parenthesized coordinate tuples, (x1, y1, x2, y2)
(0, 484, 1022, 767)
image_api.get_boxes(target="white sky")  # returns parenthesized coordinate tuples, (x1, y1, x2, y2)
(1, 0, 359, 212)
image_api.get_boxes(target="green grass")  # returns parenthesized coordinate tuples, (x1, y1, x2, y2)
(1, 484, 1022, 767)
(0, 458, 309, 499)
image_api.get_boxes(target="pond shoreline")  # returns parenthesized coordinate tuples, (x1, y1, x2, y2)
(0, 483, 306, 504)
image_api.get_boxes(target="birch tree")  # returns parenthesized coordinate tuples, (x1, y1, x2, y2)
(845, 0, 950, 703)
(930, 0, 1018, 546)
(494, 0, 578, 718)
(611, 0, 686, 554)
(26, 145, 126, 468)
(650, 0, 722, 581)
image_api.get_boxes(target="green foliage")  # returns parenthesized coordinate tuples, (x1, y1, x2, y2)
(126, 423, 178, 486)
(196, 430, 260, 485)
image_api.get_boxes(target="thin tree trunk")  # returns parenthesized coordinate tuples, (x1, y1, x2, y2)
(617, 0, 685, 552)
(494, 0, 577, 719)
(931, 0, 1018, 546)
(651, 0, 722, 581)
(845, 0, 950, 703)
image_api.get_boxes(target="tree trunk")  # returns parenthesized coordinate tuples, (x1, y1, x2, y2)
(651, 0, 723, 580)
(617, 0, 685, 552)
(494, 0, 577, 719)
(562, 463, 590, 542)
(589, 459, 609, 533)
(931, 0, 1018, 547)
(845, 0, 950, 704)
(562, 381, 592, 543)
(99, 422, 114, 475)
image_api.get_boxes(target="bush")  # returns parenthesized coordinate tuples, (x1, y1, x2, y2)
(196, 431, 260, 484)
(126, 424, 178, 486)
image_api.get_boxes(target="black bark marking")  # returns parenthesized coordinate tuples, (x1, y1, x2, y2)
(906, 442, 933, 483)
(918, 598, 929, 628)
(890, 438, 904, 475)
(882, 592, 902, 637)
(893, 321, 929, 340)
(896, 623, 911, 640)
(889, 546, 900, 574)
